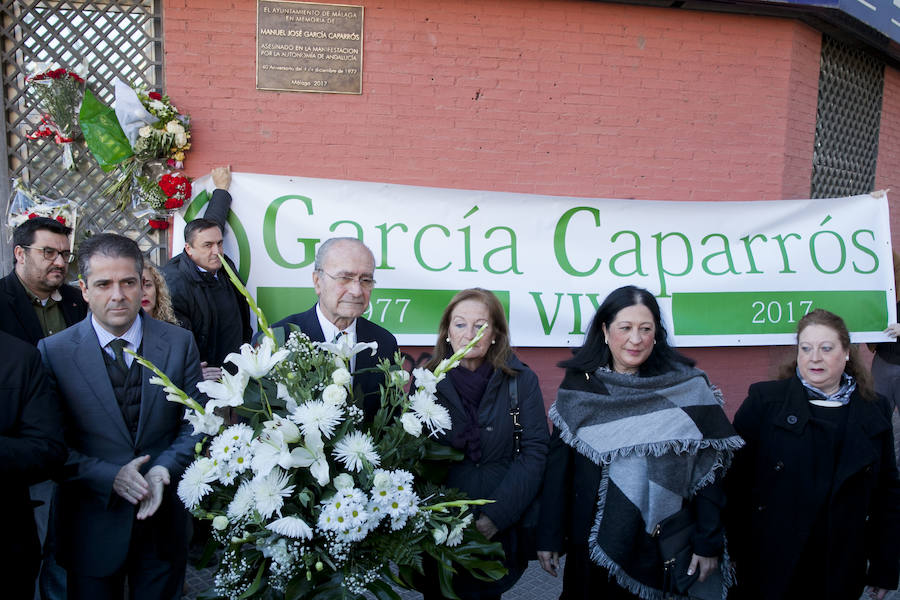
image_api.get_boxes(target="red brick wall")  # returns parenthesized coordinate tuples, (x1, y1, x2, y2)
(877, 65, 900, 250)
(164, 0, 825, 414)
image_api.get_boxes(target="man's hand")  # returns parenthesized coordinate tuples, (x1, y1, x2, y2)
(113, 455, 150, 505)
(211, 166, 231, 190)
(537, 551, 560, 577)
(200, 361, 223, 381)
(884, 323, 900, 339)
(475, 514, 498, 540)
(137, 465, 170, 520)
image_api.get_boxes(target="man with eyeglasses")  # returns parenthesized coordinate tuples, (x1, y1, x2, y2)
(268, 237, 399, 421)
(0, 216, 87, 346)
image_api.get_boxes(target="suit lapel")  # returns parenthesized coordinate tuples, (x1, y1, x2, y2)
(71, 320, 133, 444)
(3, 274, 44, 344)
(136, 317, 165, 445)
(300, 307, 326, 342)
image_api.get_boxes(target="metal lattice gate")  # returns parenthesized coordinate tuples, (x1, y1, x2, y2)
(810, 35, 885, 199)
(0, 0, 164, 271)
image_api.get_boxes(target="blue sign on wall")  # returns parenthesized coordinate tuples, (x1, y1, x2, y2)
(767, 0, 900, 44)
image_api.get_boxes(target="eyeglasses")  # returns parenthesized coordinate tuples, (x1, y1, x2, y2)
(20, 245, 75, 263)
(317, 270, 376, 289)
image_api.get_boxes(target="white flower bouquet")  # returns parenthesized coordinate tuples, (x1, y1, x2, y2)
(135, 259, 505, 599)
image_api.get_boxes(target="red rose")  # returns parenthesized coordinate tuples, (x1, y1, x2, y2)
(148, 92, 162, 100)
(55, 216, 66, 225)
(148, 218, 170, 230)
(69, 72, 84, 84)
(28, 213, 37, 219)
(164, 198, 184, 210)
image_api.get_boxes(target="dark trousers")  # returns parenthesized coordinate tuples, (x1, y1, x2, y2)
(66, 519, 186, 600)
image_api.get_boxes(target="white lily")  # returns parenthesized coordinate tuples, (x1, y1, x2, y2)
(290, 431, 330, 486)
(197, 370, 248, 411)
(250, 429, 296, 475)
(263, 413, 301, 444)
(225, 337, 289, 379)
(316, 334, 378, 363)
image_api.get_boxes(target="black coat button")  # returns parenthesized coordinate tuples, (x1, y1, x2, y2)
(786, 415, 798, 425)
(774, 461, 784, 471)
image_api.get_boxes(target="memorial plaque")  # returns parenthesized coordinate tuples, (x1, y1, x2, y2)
(257, 1, 363, 94)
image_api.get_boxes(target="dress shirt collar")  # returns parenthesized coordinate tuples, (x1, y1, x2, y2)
(92, 312, 143, 367)
(315, 303, 357, 343)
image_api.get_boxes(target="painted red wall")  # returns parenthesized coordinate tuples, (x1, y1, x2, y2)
(165, 0, 840, 415)
(877, 65, 900, 250)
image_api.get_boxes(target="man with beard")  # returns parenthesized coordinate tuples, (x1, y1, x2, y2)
(0, 217, 87, 345)
(0, 216, 87, 600)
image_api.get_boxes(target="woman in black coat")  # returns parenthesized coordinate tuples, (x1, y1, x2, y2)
(536, 286, 741, 600)
(422, 288, 549, 600)
(725, 309, 900, 600)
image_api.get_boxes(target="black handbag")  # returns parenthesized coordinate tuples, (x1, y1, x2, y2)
(653, 506, 700, 597)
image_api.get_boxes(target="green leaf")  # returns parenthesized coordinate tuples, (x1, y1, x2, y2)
(367, 579, 401, 600)
(422, 439, 464, 462)
(238, 559, 267, 598)
(79, 88, 134, 171)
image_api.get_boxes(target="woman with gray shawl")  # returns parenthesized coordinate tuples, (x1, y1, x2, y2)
(536, 286, 742, 600)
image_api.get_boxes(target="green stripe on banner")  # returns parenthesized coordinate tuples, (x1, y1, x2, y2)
(257, 288, 511, 335)
(672, 291, 888, 335)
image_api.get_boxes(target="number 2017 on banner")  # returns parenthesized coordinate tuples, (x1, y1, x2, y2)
(751, 300, 813, 325)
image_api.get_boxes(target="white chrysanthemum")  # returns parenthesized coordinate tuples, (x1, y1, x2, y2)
(225, 337, 289, 379)
(412, 367, 444, 395)
(177, 457, 216, 509)
(409, 390, 452, 435)
(333, 431, 380, 472)
(321, 384, 347, 407)
(400, 412, 422, 437)
(197, 369, 248, 411)
(267, 516, 314, 540)
(332, 368, 351, 386)
(291, 400, 342, 439)
(227, 480, 255, 519)
(252, 468, 295, 520)
(209, 423, 252, 463)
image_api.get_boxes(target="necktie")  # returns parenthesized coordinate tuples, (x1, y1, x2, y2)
(108, 338, 129, 372)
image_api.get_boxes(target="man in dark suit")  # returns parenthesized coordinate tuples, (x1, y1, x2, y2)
(269, 237, 398, 420)
(163, 166, 251, 382)
(0, 331, 66, 598)
(0, 216, 87, 345)
(38, 233, 202, 600)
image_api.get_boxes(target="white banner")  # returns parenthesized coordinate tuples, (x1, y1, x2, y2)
(172, 173, 895, 347)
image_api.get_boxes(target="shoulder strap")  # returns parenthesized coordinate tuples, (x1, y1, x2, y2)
(509, 376, 523, 456)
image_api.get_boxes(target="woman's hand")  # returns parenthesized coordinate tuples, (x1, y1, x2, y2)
(867, 587, 890, 600)
(537, 551, 560, 577)
(475, 515, 498, 540)
(884, 323, 900, 339)
(687, 554, 718, 582)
